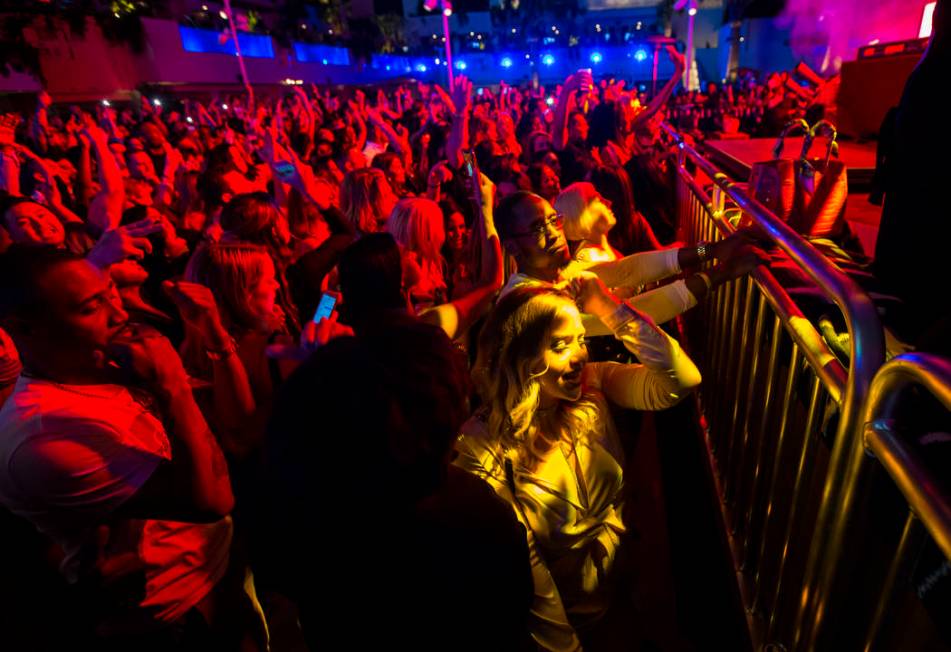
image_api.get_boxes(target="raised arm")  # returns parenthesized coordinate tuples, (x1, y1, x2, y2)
(164, 280, 262, 459)
(14, 144, 83, 226)
(30, 91, 51, 154)
(366, 107, 411, 161)
(0, 148, 19, 196)
(630, 46, 686, 131)
(82, 118, 126, 232)
(583, 230, 762, 291)
(419, 173, 503, 340)
(347, 102, 368, 152)
(445, 75, 472, 170)
(109, 325, 234, 522)
(571, 274, 701, 410)
(551, 71, 591, 151)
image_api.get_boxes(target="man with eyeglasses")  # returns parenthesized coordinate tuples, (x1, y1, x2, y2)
(494, 191, 766, 334)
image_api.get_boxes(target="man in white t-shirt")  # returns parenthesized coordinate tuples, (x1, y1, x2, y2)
(0, 247, 258, 646)
(493, 191, 766, 335)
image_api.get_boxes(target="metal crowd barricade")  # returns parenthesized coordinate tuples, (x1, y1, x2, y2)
(860, 353, 951, 651)
(661, 123, 887, 650)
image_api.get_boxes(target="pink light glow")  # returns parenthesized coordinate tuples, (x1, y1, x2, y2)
(778, 0, 933, 72)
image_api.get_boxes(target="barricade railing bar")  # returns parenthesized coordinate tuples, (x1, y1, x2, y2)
(860, 353, 951, 652)
(661, 122, 889, 650)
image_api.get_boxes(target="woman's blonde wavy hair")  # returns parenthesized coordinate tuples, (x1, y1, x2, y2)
(185, 242, 273, 332)
(474, 285, 605, 467)
(341, 168, 393, 235)
(386, 198, 447, 272)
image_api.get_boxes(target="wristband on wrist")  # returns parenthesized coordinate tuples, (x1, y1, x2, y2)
(206, 336, 238, 361)
(696, 241, 711, 263)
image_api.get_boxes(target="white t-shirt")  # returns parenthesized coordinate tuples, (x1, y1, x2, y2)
(0, 376, 232, 622)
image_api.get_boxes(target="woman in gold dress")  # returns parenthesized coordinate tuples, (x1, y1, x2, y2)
(455, 275, 702, 651)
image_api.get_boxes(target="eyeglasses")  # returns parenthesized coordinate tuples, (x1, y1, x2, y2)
(511, 213, 564, 239)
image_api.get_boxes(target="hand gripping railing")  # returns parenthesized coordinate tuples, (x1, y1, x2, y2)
(860, 353, 951, 651)
(661, 123, 886, 650)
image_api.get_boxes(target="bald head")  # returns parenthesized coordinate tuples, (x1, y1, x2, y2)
(494, 191, 571, 277)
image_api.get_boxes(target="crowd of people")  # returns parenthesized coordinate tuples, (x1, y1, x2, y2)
(1, 46, 772, 651)
(666, 66, 840, 141)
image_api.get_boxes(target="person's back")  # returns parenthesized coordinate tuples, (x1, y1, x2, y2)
(254, 318, 532, 651)
(873, 0, 950, 342)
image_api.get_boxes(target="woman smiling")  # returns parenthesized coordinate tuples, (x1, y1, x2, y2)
(455, 274, 701, 651)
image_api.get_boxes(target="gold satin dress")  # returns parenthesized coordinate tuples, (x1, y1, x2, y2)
(455, 318, 701, 652)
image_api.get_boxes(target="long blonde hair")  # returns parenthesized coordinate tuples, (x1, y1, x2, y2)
(474, 286, 604, 466)
(387, 198, 447, 292)
(341, 168, 394, 235)
(554, 182, 601, 242)
(185, 242, 273, 332)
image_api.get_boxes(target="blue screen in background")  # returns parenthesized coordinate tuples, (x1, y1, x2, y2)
(179, 26, 275, 58)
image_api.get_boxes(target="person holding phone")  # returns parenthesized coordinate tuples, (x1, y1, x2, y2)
(455, 275, 701, 651)
(177, 242, 290, 459)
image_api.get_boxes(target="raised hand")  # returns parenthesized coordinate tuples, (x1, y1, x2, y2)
(710, 226, 771, 260)
(427, 161, 453, 188)
(162, 280, 229, 347)
(563, 271, 615, 317)
(86, 218, 164, 269)
(450, 75, 473, 115)
(712, 245, 769, 282)
(564, 70, 593, 95)
(432, 83, 457, 115)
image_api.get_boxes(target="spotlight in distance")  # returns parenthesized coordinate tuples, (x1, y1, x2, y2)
(443, 7, 452, 16)
(152, 98, 162, 107)
(500, 56, 513, 68)
(435, 57, 441, 65)
(186, 116, 194, 123)
(688, 7, 697, 16)
(415, 63, 428, 72)
(218, 10, 228, 19)
(201, 4, 208, 9)
(221, 103, 229, 110)
(455, 60, 467, 70)
(101, 99, 111, 107)
(590, 51, 603, 64)
(546, 96, 555, 106)
(542, 53, 555, 66)
(634, 48, 648, 62)
(422, 0, 438, 10)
